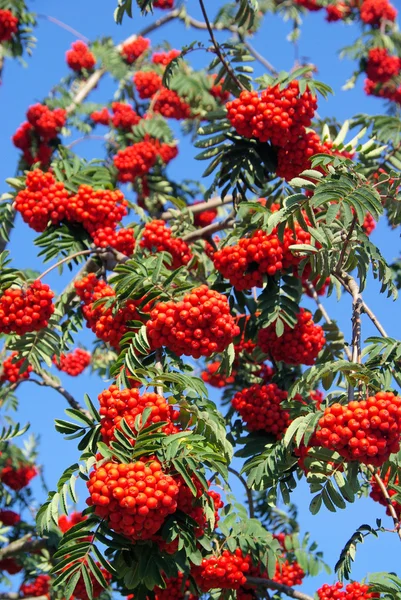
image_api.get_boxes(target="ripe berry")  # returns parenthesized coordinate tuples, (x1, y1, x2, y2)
(114, 141, 158, 182)
(1, 352, 32, 383)
(0, 558, 22, 574)
(0, 509, 21, 526)
(153, 573, 198, 599)
(0, 462, 38, 490)
(66, 41, 96, 72)
(26, 103, 66, 142)
(226, 81, 317, 147)
(276, 130, 323, 181)
(369, 468, 401, 518)
(140, 220, 192, 269)
(20, 575, 51, 597)
(67, 185, 128, 236)
(364, 78, 401, 103)
(53, 348, 91, 376)
(58, 511, 87, 532)
(192, 549, 250, 591)
(0, 9, 18, 41)
(360, 0, 397, 25)
(175, 476, 223, 539)
(157, 141, 179, 164)
(326, 3, 351, 21)
(317, 581, 379, 599)
(111, 102, 141, 130)
(273, 560, 305, 587)
(92, 226, 136, 256)
(153, 0, 175, 8)
(231, 383, 292, 438)
(91, 108, 111, 125)
(0, 281, 55, 335)
(365, 48, 400, 83)
(98, 385, 179, 445)
(121, 37, 150, 63)
(192, 200, 217, 227)
(153, 88, 192, 120)
(210, 75, 230, 103)
(152, 49, 180, 66)
(201, 361, 237, 388)
(146, 284, 240, 359)
(258, 308, 325, 366)
(363, 212, 376, 235)
(86, 459, 179, 540)
(315, 392, 401, 466)
(133, 71, 162, 99)
(14, 169, 69, 232)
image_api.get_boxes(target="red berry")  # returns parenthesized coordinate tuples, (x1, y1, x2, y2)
(365, 48, 400, 83)
(114, 142, 158, 183)
(66, 559, 111, 600)
(53, 348, 91, 376)
(111, 102, 141, 130)
(20, 575, 50, 597)
(67, 184, 128, 235)
(26, 103, 66, 142)
(0, 509, 21, 526)
(153, 88, 192, 120)
(0, 352, 32, 383)
(91, 108, 111, 125)
(58, 511, 87, 532)
(192, 549, 250, 591)
(121, 37, 150, 64)
(66, 41, 96, 72)
(0, 462, 38, 490)
(153, 573, 198, 599)
(152, 49, 180, 66)
(317, 580, 379, 599)
(140, 220, 192, 269)
(201, 361, 237, 388)
(0, 281, 55, 335)
(294, 0, 322, 10)
(276, 130, 323, 181)
(0, 9, 18, 41)
(369, 467, 401, 518)
(133, 71, 162, 99)
(91, 226, 136, 256)
(153, 0, 174, 8)
(326, 3, 351, 21)
(192, 200, 217, 227)
(360, 0, 397, 25)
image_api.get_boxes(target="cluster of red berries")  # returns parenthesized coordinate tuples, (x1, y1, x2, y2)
(140, 220, 193, 269)
(114, 141, 158, 182)
(0, 280, 55, 336)
(75, 274, 145, 350)
(153, 0, 174, 8)
(315, 392, 401, 466)
(192, 200, 218, 227)
(175, 476, 223, 540)
(210, 75, 230, 103)
(192, 549, 250, 591)
(154, 88, 192, 120)
(258, 309, 326, 366)
(0, 352, 32, 383)
(231, 383, 292, 438)
(0, 558, 22, 574)
(12, 104, 66, 167)
(365, 48, 400, 83)
(360, 0, 397, 25)
(0, 509, 21, 525)
(0, 462, 38, 490)
(58, 510, 87, 532)
(153, 573, 198, 600)
(134, 71, 162, 99)
(0, 9, 18, 42)
(20, 576, 51, 598)
(91, 102, 141, 130)
(273, 560, 305, 587)
(152, 49, 180, 66)
(326, 3, 352, 21)
(69, 559, 111, 600)
(369, 468, 401, 518)
(66, 40, 96, 72)
(201, 361, 237, 388)
(98, 385, 179, 445)
(53, 348, 91, 376)
(67, 184, 128, 236)
(317, 581, 379, 599)
(276, 129, 323, 181)
(226, 81, 317, 147)
(146, 285, 240, 359)
(294, 0, 321, 10)
(121, 36, 150, 63)
(87, 459, 180, 540)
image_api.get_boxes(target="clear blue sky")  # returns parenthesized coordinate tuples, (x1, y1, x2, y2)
(1, 0, 401, 595)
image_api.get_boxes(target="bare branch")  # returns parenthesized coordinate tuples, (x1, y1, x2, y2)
(182, 214, 235, 242)
(246, 577, 314, 600)
(27, 374, 92, 421)
(240, 38, 278, 75)
(161, 196, 233, 221)
(0, 534, 46, 560)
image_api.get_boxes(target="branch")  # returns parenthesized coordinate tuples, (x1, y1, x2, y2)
(246, 577, 314, 600)
(37, 14, 89, 41)
(182, 214, 235, 242)
(154, 349, 164, 397)
(367, 466, 401, 541)
(27, 374, 92, 421)
(228, 466, 255, 518)
(240, 38, 278, 75)
(161, 196, 233, 221)
(37, 249, 93, 281)
(361, 301, 388, 337)
(0, 596, 48, 600)
(0, 534, 46, 560)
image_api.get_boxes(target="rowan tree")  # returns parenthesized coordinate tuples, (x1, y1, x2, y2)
(0, 0, 401, 599)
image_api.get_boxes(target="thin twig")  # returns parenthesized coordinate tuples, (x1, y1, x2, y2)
(161, 196, 233, 221)
(361, 301, 388, 337)
(37, 250, 93, 281)
(37, 14, 89, 42)
(182, 214, 235, 242)
(26, 375, 92, 421)
(228, 466, 255, 518)
(246, 577, 314, 600)
(367, 466, 401, 541)
(197, 0, 244, 91)
(239, 37, 278, 75)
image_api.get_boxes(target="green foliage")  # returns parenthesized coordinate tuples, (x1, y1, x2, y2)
(335, 522, 381, 581)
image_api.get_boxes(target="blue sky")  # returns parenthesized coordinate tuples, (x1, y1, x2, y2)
(1, 0, 401, 596)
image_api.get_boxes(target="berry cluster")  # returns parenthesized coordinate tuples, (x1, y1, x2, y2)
(175, 476, 223, 539)
(294, 0, 322, 11)
(326, 3, 352, 21)
(0, 558, 22, 574)
(1, 352, 32, 383)
(0, 509, 21, 526)
(121, 36, 150, 63)
(12, 104, 66, 167)
(153, 0, 175, 8)
(0, 462, 38, 490)
(317, 581, 379, 599)
(192, 200, 218, 227)
(66, 41, 96, 72)
(20, 576, 51, 598)
(98, 385, 179, 445)
(0, 9, 18, 42)
(226, 82, 317, 147)
(152, 49, 181, 66)
(0, 280, 55, 335)
(369, 468, 401, 518)
(114, 141, 158, 182)
(201, 361, 237, 388)
(315, 392, 401, 466)
(273, 560, 305, 587)
(153, 573, 198, 600)
(276, 129, 323, 181)
(92, 102, 141, 130)
(258, 309, 325, 366)
(58, 511, 87, 532)
(146, 285, 240, 358)
(133, 71, 162, 99)
(70, 560, 111, 600)
(53, 348, 91, 376)
(67, 184, 128, 236)
(365, 48, 400, 83)
(153, 88, 192, 120)
(14, 169, 69, 232)
(87, 459, 179, 540)
(231, 383, 292, 438)
(75, 274, 145, 350)
(360, 0, 397, 25)
(210, 75, 230, 103)
(192, 549, 250, 591)
(140, 220, 193, 269)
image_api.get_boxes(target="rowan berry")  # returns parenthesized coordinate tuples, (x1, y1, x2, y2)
(152, 49, 180, 66)
(66, 41, 96, 72)
(365, 48, 400, 83)
(114, 142, 158, 182)
(0, 281, 55, 335)
(121, 37, 150, 63)
(360, 0, 397, 25)
(273, 560, 305, 586)
(111, 102, 141, 130)
(12, 121, 33, 150)
(1, 352, 32, 383)
(317, 581, 379, 599)
(201, 361, 237, 388)
(53, 348, 91, 376)
(26, 103, 66, 142)
(315, 392, 401, 466)
(175, 476, 223, 538)
(14, 169, 69, 232)
(153, 88, 192, 120)
(20, 575, 51, 597)
(153, 0, 174, 8)
(0, 509, 21, 526)
(92, 226, 136, 256)
(0, 558, 22, 574)
(276, 130, 323, 181)
(146, 284, 240, 358)
(58, 511, 87, 532)
(133, 71, 162, 99)
(231, 383, 292, 438)
(67, 185, 128, 236)
(369, 468, 401, 518)
(192, 200, 217, 227)
(86, 459, 180, 540)
(363, 212, 376, 235)
(153, 573, 198, 599)
(0, 462, 38, 490)
(156, 141, 179, 164)
(91, 108, 111, 125)
(0, 9, 18, 41)
(226, 81, 317, 147)
(364, 78, 401, 103)
(295, 0, 322, 9)
(140, 220, 192, 269)
(258, 308, 325, 366)
(210, 75, 230, 103)
(98, 385, 179, 445)
(326, 3, 351, 21)
(192, 549, 250, 591)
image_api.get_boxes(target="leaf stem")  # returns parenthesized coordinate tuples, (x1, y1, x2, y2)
(37, 250, 93, 281)
(228, 466, 255, 518)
